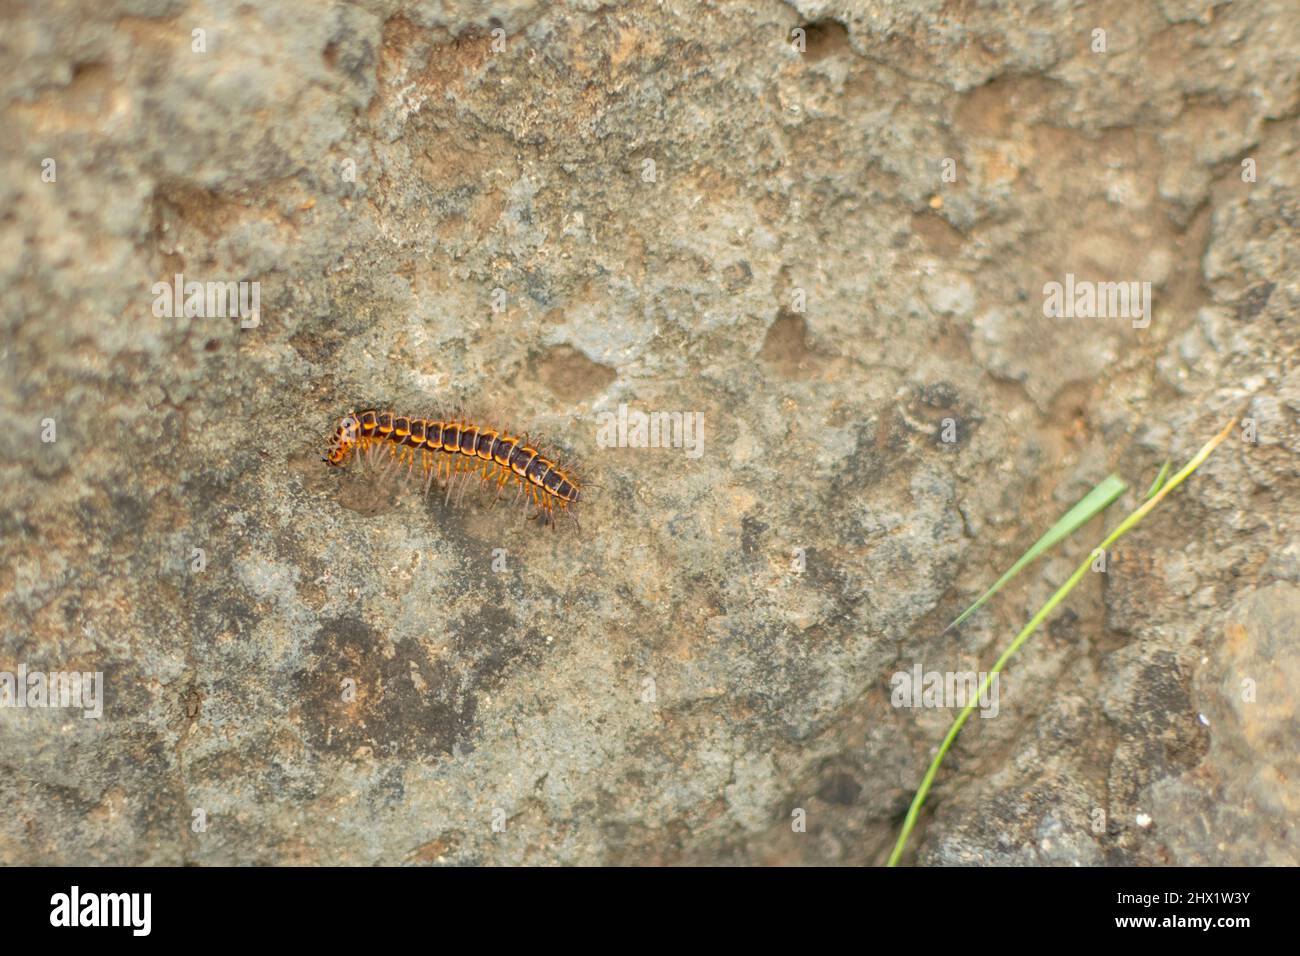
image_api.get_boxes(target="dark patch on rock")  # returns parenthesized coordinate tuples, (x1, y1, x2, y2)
(722, 260, 753, 291)
(818, 771, 863, 806)
(1236, 281, 1275, 321)
(797, 20, 852, 63)
(740, 512, 768, 560)
(533, 344, 616, 403)
(293, 617, 478, 760)
(759, 312, 822, 378)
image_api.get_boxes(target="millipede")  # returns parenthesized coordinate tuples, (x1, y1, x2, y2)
(322, 409, 583, 529)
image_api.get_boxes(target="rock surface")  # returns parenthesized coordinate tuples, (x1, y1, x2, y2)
(0, 0, 1296, 865)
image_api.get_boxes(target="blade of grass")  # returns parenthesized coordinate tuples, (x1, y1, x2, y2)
(888, 415, 1237, 867)
(944, 473, 1127, 633)
(1145, 459, 1171, 499)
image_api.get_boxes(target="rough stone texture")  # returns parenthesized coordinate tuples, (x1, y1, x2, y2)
(0, 0, 1296, 865)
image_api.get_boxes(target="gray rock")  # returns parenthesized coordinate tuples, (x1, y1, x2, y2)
(0, 0, 1295, 865)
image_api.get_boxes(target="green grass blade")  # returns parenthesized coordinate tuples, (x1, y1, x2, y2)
(1145, 459, 1171, 499)
(887, 416, 1237, 866)
(944, 473, 1127, 633)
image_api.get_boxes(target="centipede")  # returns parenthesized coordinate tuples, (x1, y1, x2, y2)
(322, 409, 582, 529)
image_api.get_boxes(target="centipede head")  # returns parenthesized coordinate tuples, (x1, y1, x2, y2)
(322, 411, 361, 467)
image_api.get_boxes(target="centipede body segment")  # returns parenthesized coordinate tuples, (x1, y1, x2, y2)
(323, 409, 582, 528)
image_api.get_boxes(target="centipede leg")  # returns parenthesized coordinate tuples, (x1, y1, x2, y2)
(492, 469, 511, 507)
(456, 467, 472, 507)
(474, 462, 489, 500)
(477, 460, 495, 496)
(387, 447, 406, 484)
(373, 445, 393, 483)
(526, 485, 546, 523)
(422, 451, 436, 497)
(445, 459, 461, 507)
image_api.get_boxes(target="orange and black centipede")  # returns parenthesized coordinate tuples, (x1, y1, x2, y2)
(322, 409, 582, 528)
